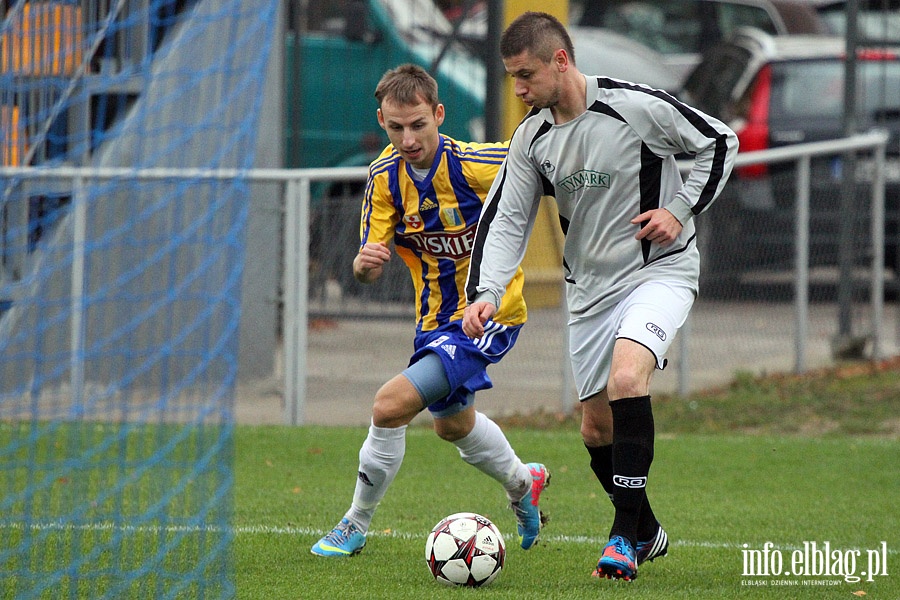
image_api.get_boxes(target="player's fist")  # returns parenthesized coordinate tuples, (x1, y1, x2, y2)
(462, 301, 496, 339)
(353, 242, 391, 283)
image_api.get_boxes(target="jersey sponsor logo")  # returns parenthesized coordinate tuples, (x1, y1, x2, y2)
(398, 224, 476, 260)
(420, 197, 438, 211)
(558, 169, 610, 193)
(646, 322, 666, 341)
(403, 214, 423, 229)
(613, 475, 647, 489)
(440, 343, 456, 359)
(440, 207, 463, 228)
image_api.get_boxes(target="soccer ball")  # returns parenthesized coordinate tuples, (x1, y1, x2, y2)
(424, 512, 506, 587)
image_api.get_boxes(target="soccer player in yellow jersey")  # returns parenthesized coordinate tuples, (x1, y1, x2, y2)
(311, 64, 549, 558)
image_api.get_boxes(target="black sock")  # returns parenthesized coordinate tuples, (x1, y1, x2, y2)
(585, 443, 615, 501)
(609, 395, 654, 548)
(587, 442, 659, 541)
(636, 497, 660, 543)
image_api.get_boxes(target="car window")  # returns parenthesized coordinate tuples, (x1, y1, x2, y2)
(300, 0, 350, 34)
(770, 62, 845, 119)
(683, 47, 753, 115)
(817, 3, 900, 42)
(577, 0, 778, 54)
(769, 58, 900, 121)
(717, 3, 780, 37)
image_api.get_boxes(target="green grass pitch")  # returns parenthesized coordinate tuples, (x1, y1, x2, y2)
(235, 425, 899, 599)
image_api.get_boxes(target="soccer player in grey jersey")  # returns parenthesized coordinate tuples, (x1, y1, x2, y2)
(463, 11, 738, 581)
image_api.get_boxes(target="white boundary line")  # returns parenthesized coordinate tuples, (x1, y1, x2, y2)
(1, 520, 897, 555)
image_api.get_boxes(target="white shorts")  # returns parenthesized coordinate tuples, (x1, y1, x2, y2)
(569, 280, 695, 400)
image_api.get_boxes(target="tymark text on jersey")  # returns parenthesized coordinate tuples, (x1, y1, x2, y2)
(558, 169, 610, 193)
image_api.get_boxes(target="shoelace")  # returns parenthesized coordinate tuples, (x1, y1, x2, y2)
(324, 522, 356, 545)
(510, 497, 538, 528)
(607, 537, 633, 559)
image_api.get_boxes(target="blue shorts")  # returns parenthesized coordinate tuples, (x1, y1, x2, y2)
(405, 320, 522, 418)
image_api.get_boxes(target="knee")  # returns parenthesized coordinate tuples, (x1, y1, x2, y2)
(580, 394, 613, 446)
(607, 365, 647, 399)
(433, 410, 475, 443)
(372, 384, 417, 429)
(434, 420, 468, 442)
(581, 419, 613, 447)
(371, 399, 403, 429)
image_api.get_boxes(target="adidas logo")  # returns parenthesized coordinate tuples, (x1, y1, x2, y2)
(420, 198, 438, 211)
(440, 344, 456, 359)
(358, 471, 374, 487)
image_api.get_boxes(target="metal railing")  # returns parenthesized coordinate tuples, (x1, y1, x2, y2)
(0, 130, 890, 424)
(699, 130, 889, 374)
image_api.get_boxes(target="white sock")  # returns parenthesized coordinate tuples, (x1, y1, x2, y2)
(344, 421, 407, 534)
(454, 412, 531, 502)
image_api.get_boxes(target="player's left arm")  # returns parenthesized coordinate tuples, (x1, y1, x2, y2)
(628, 90, 739, 236)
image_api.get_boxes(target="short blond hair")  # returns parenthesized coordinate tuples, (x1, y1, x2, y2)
(374, 64, 440, 111)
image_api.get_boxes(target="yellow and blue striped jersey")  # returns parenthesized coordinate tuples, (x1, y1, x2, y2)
(360, 135, 527, 332)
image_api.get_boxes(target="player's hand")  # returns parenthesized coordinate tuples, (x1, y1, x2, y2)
(353, 242, 391, 283)
(462, 301, 496, 339)
(632, 208, 683, 247)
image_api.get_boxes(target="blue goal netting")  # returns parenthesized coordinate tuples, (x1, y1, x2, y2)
(0, 0, 278, 597)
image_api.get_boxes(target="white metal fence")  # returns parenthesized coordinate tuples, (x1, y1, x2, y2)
(1, 130, 895, 426)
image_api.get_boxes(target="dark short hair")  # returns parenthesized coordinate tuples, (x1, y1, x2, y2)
(374, 64, 440, 110)
(500, 11, 575, 65)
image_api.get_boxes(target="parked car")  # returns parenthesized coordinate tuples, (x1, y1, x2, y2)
(568, 25, 684, 91)
(814, 0, 900, 41)
(679, 27, 900, 291)
(446, 6, 690, 92)
(572, 0, 833, 87)
(570, 0, 900, 90)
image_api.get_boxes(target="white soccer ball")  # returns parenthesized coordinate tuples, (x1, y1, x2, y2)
(424, 512, 506, 587)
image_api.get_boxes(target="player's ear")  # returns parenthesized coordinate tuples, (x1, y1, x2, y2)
(377, 108, 386, 129)
(434, 103, 445, 126)
(555, 49, 569, 71)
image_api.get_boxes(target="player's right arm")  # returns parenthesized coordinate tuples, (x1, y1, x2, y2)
(464, 124, 542, 318)
(357, 149, 401, 284)
(353, 242, 392, 284)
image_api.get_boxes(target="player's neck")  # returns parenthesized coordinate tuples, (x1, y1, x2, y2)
(551, 72, 587, 125)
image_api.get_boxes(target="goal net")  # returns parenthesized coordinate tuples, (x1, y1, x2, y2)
(0, 0, 278, 597)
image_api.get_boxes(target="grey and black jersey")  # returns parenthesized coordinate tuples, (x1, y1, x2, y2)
(466, 75, 739, 317)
